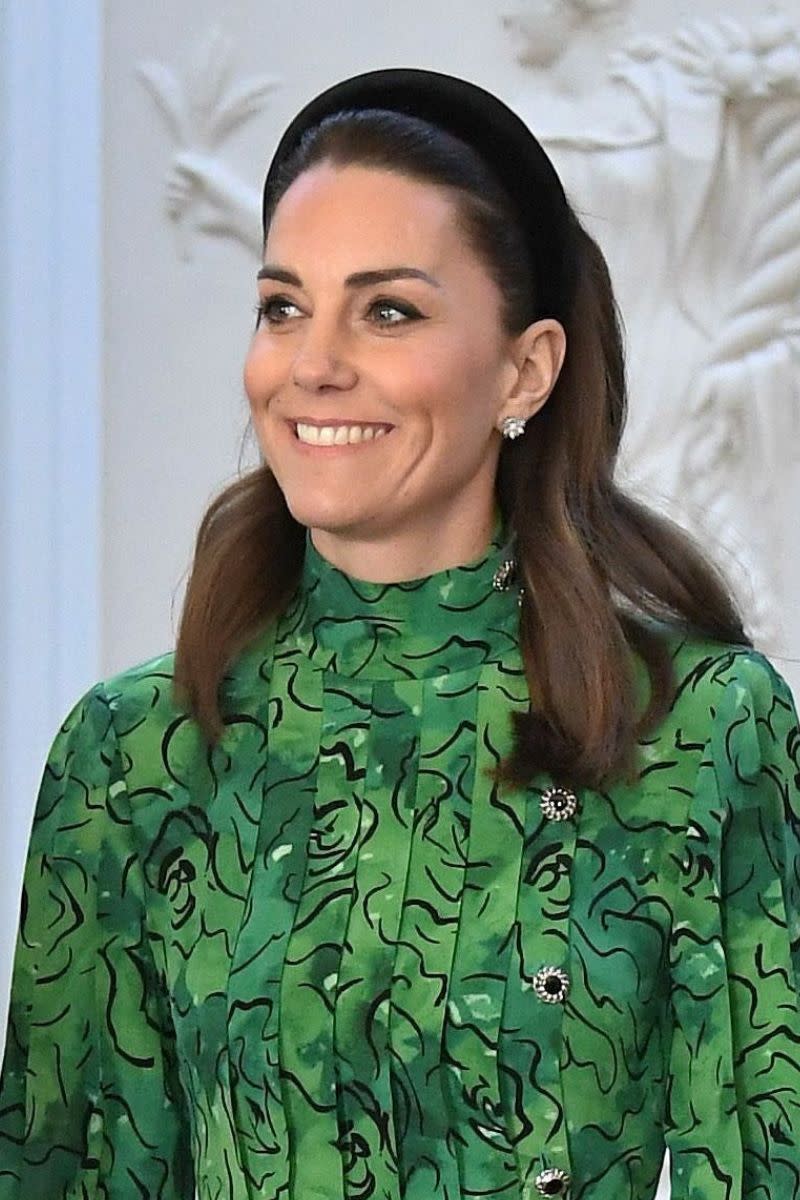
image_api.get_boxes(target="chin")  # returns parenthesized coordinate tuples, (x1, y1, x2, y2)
(283, 495, 369, 537)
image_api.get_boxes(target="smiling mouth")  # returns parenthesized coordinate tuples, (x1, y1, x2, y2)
(294, 421, 393, 446)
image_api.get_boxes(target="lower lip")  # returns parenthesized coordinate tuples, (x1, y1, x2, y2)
(289, 425, 394, 452)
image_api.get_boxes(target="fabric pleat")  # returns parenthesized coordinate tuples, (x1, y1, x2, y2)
(441, 663, 528, 1198)
(389, 673, 479, 1199)
(330, 678, 421, 1200)
(226, 644, 324, 1197)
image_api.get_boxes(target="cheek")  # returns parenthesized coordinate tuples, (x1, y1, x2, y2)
(243, 339, 283, 410)
(242, 347, 262, 409)
(415, 339, 504, 422)
(395, 335, 493, 405)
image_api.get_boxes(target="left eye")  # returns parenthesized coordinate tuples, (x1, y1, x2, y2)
(367, 299, 422, 325)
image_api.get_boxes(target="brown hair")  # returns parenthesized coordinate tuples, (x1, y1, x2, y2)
(175, 109, 749, 788)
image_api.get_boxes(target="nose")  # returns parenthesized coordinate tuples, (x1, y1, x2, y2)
(292, 317, 358, 393)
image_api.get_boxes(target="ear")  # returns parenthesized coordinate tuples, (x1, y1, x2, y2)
(497, 318, 566, 428)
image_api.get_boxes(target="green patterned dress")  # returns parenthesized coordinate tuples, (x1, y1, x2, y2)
(1, 528, 799, 1200)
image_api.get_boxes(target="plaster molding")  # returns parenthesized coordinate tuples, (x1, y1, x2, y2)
(137, 26, 278, 258)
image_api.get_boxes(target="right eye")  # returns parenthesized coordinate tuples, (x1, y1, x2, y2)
(255, 296, 303, 327)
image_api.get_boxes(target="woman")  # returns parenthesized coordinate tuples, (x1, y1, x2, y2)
(0, 68, 798, 1200)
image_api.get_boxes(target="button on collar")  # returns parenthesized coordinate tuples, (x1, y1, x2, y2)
(492, 558, 516, 591)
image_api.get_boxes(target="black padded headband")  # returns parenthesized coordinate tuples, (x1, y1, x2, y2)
(261, 67, 578, 323)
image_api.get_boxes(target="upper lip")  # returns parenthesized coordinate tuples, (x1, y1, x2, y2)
(290, 417, 394, 428)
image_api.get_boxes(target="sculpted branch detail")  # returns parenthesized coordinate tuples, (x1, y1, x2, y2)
(137, 27, 276, 258)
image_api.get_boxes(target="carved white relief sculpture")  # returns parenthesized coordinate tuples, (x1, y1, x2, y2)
(137, 27, 277, 258)
(504, 4, 800, 644)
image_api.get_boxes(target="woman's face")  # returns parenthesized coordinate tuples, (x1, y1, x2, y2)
(244, 163, 529, 572)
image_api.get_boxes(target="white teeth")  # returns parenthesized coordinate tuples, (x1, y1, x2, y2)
(295, 422, 390, 446)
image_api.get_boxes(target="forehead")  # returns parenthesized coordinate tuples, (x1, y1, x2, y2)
(265, 163, 464, 259)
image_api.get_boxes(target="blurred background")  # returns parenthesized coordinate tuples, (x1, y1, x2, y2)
(3, 6, 800, 1194)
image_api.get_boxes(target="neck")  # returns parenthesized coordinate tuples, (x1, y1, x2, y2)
(290, 513, 519, 681)
(308, 505, 499, 582)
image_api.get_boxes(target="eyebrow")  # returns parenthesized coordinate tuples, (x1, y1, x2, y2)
(256, 265, 441, 289)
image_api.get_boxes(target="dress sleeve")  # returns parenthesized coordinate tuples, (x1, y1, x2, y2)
(0, 685, 194, 1199)
(666, 651, 800, 1198)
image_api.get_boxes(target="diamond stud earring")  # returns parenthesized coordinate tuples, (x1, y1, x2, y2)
(501, 416, 527, 440)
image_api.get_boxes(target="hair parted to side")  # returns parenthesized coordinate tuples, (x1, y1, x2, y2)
(174, 107, 750, 789)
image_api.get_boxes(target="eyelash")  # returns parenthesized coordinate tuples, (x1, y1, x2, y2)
(253, 295, 424, 328)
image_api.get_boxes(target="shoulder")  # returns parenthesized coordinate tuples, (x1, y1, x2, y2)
(665, 631, 796, 733)
(29, 659, 177, 858)
(627, 627, 797, 800)
(657, 629, 798, 802)
(72, 624, 277, 770)
(82, 617, 278, 733)
(39, 651, 179, 771)
(633, 623, 794, 727)
(36, 651, 182, 815)
(100, 647, 182, 730)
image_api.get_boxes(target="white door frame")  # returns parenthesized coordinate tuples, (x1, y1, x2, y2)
(0, 0, 103, 1028)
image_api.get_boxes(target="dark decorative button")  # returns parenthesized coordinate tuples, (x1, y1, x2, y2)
(540, 786, 579, 822)
(533, 966, 570, 1004)
(534, 1166, 571, 1196)
(492, 558, 516, 591)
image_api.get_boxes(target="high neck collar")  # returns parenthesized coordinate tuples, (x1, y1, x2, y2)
(280, 524, 521, 680)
